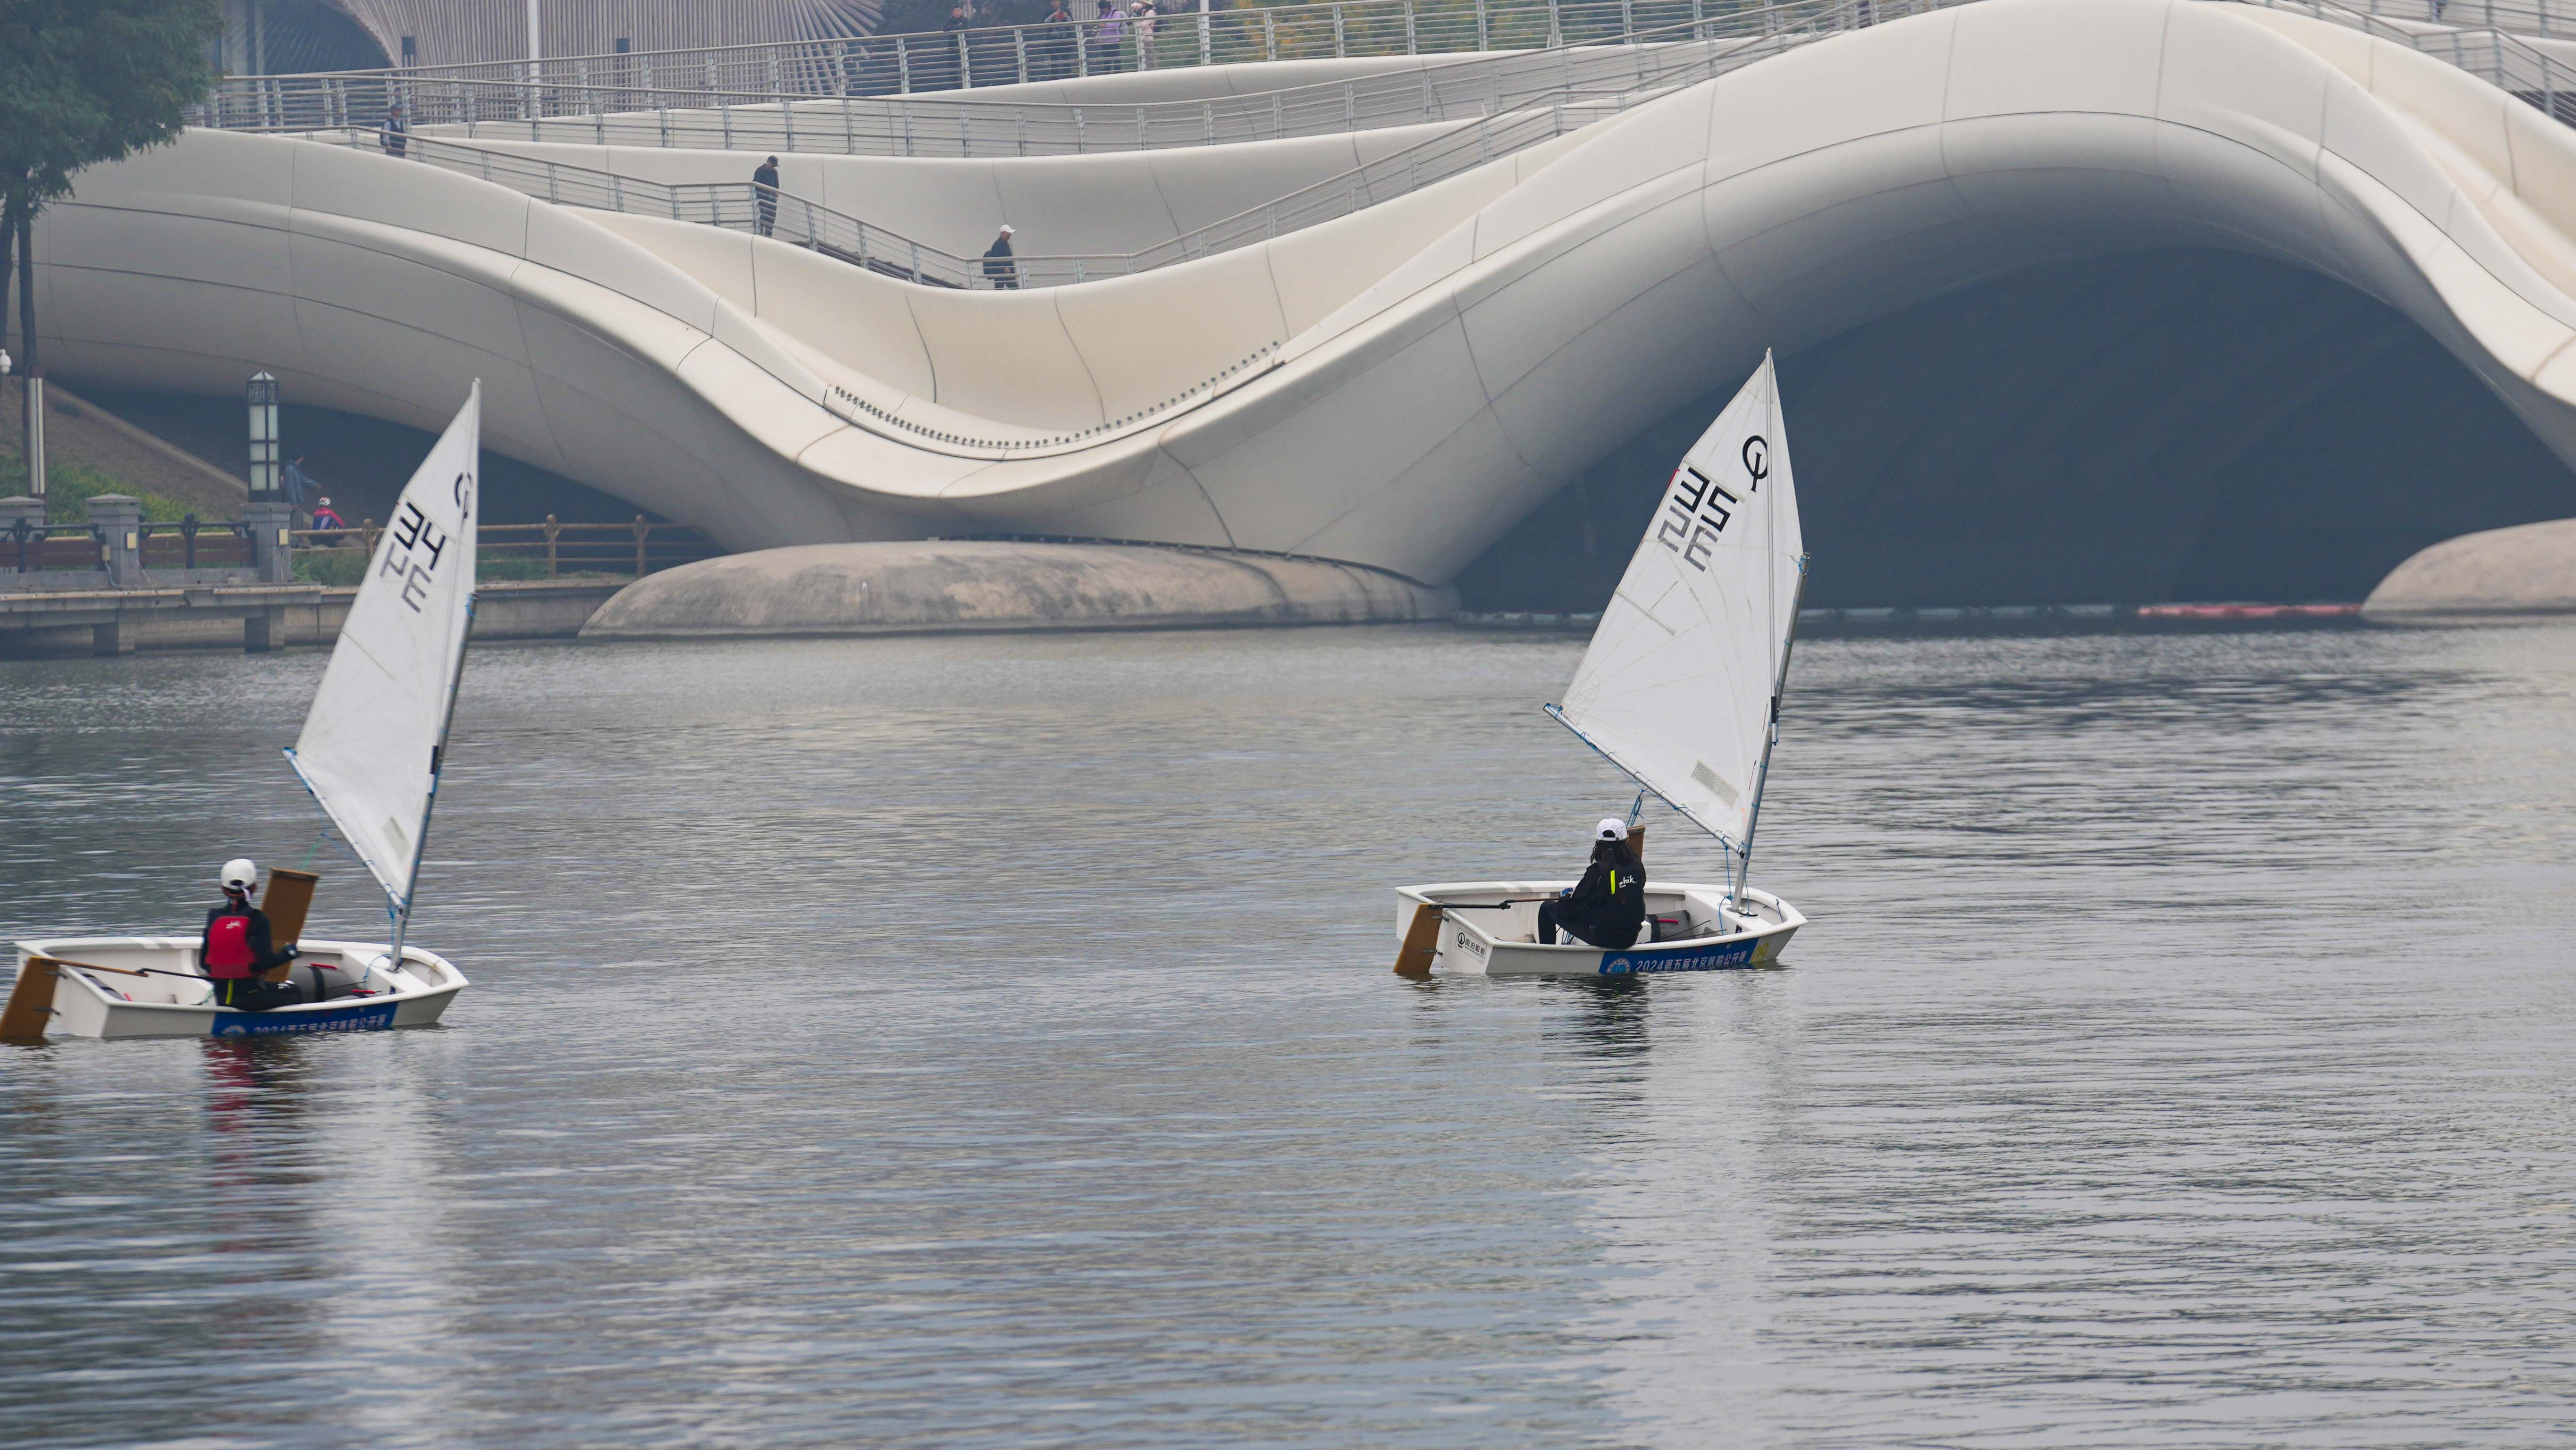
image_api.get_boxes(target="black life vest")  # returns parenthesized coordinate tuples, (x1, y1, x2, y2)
(1606, 854, 1645, 931)
(204, 904, 257, 979)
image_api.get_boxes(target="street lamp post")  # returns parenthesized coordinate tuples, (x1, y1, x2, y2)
(244, 371, 294, 584)
(247, 371, 280, 500)
(9, 351, 42, 501)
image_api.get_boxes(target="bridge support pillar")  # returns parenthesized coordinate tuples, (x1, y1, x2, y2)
(92, 617, 134, 656)
(246, 501, 295, 584)
(84, 495, 143, 588)
(244, 605, 286, 653)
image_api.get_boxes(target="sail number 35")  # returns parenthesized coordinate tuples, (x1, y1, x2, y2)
(1657, 436, 1768, 573)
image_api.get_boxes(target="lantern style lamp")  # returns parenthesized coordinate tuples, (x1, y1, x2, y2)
(247, 371, 281, 501)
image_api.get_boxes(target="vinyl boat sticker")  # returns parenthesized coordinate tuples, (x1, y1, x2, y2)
(210, 1001, 399, 1036)
(1595, 939, 1760, 975)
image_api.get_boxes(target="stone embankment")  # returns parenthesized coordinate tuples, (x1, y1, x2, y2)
(0, 579, 626, 656)
(2362, 519, 2576, 621)
(3, 541, 1454, 654)
(581, 541, 1456, 639)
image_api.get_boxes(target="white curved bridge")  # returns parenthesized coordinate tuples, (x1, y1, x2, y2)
(29, 0, 2576, 590)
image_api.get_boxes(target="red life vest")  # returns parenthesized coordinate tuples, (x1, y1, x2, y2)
(204, 906, 256, 979)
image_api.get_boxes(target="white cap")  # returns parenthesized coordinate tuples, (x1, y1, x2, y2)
(997, 224, 1015, 235)
(1594, 818, 1628, 843)
(221, 858, 258, 892)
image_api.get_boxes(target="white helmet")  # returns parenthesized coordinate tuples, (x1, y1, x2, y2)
(221, 858, 258, 893)
(1594, 818, 1629, 843)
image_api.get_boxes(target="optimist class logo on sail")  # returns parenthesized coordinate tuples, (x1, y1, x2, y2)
(379, 469, 474, 614)
(1656, 436, 1768, 573)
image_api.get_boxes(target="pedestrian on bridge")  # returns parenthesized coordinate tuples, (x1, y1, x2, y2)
(1130, 0, 1158, 69)
(984, 225, 1019, 289)
(752, 156, 781, 237)
(381, 98, 410, 158)
(281, 455, 315, 521)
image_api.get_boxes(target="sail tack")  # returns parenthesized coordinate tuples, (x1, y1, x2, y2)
(1554, 353, 1803, 850)
(289, 384, 480, 909)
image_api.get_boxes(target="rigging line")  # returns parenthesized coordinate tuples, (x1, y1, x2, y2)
(294, 823, 331, 872)
(1543, 704, 1744, 857)
(283, 747, 402, 911)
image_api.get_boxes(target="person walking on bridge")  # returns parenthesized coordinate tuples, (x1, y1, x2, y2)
(1130, 0, 1159, 69)
(983, 225, 1019, 289)
(752, 156, 781, 237)
(280, 455, 315, 523)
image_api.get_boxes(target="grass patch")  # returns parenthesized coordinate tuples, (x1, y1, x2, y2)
(294, 550, 370, 587)
(477, 557, 553, 582)
(0, 451, 199, 523)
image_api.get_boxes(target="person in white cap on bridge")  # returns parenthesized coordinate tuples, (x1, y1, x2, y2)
(983, 224, 1019, 289)
(1536, 818, 1648, 949)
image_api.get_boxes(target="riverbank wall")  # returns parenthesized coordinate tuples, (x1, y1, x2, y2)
(0, 579, 624, 657)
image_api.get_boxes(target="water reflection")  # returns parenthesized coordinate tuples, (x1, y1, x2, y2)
(2, 622, 2571, 1448)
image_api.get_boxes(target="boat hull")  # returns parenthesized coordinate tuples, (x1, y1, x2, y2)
(11, 936, 467, 1040)
(1394, 881, 1802, 978)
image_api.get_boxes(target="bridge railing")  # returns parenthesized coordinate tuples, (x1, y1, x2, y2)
(290, 517, 719, 580)
(2231, 0, 2576, 118)
(303, 4, 1898, 291)
(2299, 0, 2575, 35)
(388, 20, 1768, 155)
(283, 0, 2576, 293)
(190, 0, 1850, 130)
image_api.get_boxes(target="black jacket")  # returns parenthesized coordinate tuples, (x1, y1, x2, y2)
(983, 236, 1016, 278)
(1558, 840, 1646, 947)
(751, 162, 780, 195)
(202, 898, 294, 974)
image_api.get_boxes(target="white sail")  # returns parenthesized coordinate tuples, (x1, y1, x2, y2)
(288, 383, 480, 911)
(1552, 353, 1804, 851)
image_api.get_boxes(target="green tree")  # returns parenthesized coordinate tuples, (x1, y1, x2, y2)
(0, 0, 222, 375)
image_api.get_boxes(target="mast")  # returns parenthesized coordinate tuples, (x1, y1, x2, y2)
(386, 595, 477, 966)
(1734, 558, 1808, 905)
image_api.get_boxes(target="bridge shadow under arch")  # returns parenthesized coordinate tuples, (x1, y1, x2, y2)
(1459, 249, 2576, 611)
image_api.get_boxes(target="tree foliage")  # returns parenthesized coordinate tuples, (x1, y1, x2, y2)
(2, 0, 219, 367)
(0, 0, 222, 207)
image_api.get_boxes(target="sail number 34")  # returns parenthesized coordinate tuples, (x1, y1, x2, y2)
(381, 473, 470, 614)
(1657, 436, 1768, 573)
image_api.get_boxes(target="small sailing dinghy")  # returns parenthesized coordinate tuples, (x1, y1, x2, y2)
(5, 385, 485, 1040)
(1396, 354, 1810, 978)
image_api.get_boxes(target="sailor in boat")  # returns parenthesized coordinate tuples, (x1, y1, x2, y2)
(1536, 820, 1648, 949)
(202, 859, 302, 1011)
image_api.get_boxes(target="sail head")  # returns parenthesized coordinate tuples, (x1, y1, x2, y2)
(1554, 353, 1803, 850)
(287, 383, 480, 909)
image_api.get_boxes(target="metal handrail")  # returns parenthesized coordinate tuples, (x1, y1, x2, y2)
(310, 0, 2576, 294)
(307, 1, 1900, 298)
(291, 517, 718, 578)
(284, 0, 2576, 294)
(2, 518, 110, 573)
(2262, 0, 2573, 35)
(406, 19, 1779, 156)
(191, 0, 1848, 129)
(2228, 0, 2576, 116)
(424, 13, 1796, 157)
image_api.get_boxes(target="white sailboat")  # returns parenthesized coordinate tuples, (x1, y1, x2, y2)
(1395, 354, 1810, 978)
(6, 386, 484, 1039)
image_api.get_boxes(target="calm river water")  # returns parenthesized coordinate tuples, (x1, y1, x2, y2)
(3, 622, 2572, 1449)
